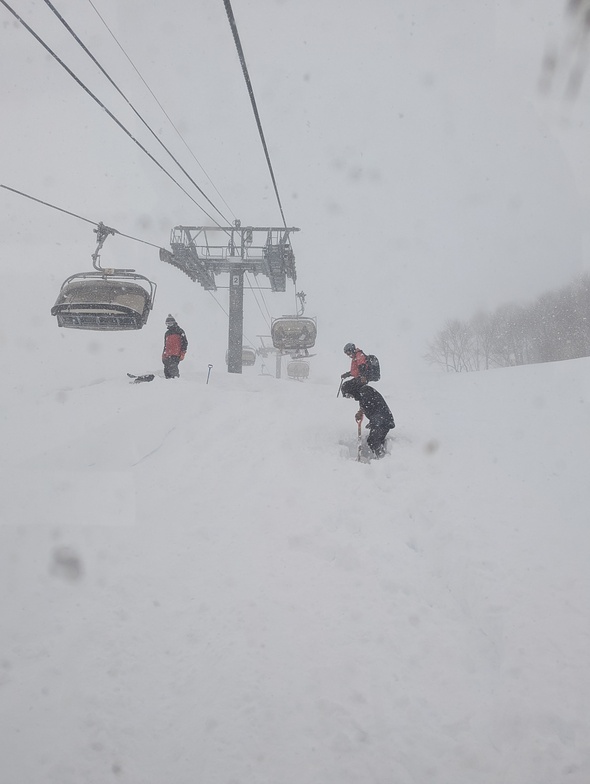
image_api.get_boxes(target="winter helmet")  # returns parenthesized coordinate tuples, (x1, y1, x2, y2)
(343, 342, 356, 355)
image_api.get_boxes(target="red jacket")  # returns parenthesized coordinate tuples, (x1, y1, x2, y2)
(349, 349, 368, 378)
(162, 327, 187, 360)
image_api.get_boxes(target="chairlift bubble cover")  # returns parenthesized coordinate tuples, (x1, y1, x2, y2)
(225, 347, 257, 366)
(287, 359, 310, 379)
(52, 272, 156, 331)
(241, 348, 256, 366)
(271, 316, 317, 351)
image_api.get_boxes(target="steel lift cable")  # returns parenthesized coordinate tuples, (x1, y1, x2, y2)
(206, 290, 257, 350)
(244, 272, 272, 331)
(222, 2, 313, 322)
(42, 0, 231, 225)
(245, 269, 274, 323)
(0, 0, 224, 226)
(0, 183, 165, 251)
(86, 0, 238, 223)
(222, 0, 288, 229)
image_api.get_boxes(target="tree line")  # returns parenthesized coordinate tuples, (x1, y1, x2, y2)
(425, 273, 590, 372)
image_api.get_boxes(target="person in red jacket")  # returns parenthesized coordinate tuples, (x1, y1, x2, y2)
(162, 315, 188, 379)
(341, 342, 368, 382)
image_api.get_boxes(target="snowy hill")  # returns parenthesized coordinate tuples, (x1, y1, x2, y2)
(1, 352, 589, 784)
(2, 0, 590, 779)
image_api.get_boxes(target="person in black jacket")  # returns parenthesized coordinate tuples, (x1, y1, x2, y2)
(342, 377, 395, 457)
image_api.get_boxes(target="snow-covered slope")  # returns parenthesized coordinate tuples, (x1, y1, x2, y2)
(1, 355, 589, 784)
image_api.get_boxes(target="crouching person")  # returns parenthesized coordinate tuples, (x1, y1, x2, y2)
(342, 377, 395, 458)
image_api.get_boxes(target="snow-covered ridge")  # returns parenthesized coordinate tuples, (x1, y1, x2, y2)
(1, 356, 589, 783)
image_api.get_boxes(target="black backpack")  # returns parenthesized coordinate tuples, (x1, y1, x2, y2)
(364, 354, 380, 382)
(180, 330, 188, 353)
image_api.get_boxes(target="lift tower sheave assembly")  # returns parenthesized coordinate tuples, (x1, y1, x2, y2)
(160, 222, 300, 373)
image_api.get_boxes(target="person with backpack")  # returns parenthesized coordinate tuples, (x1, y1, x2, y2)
(341, 377, 395, 458)
(341, 343, 369, 382)
(162, 314, 188, 379)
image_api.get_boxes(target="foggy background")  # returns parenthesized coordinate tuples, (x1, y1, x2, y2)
(1, 0, 589, 375)
(2, 4, 590, 782)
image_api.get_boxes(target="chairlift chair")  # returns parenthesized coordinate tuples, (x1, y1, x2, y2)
(51, 222, 157, 331)
(271, 316, 317, 352)
(51, 271, 156, 331)
(225, 347, 257, 366)
(241, 347, 257, 366)
(287, 359, 310, 380)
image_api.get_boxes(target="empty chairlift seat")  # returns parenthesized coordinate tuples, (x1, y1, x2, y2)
(51, 272, 156, 331)
(271, 316, 317, 352)
(287, 360, 310, 380)
(241, 348, 257, 366)
(225, 347, 257, 366)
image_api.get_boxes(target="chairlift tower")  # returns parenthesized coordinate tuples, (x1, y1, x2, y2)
(160, 221, 299, 373)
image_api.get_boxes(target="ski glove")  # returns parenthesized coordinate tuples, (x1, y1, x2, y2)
(341, 371, 351, 379)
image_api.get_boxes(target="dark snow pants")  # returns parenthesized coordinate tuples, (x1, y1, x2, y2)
(367, 424, 392, 457)
(163, 356, 180, 379)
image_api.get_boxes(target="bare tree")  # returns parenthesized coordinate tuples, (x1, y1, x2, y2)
(427, 273, 590, 372)
(470, 311, 495, 370)
(425, 319, 476, 372)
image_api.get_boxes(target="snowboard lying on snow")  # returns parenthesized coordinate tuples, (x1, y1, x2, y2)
(127, 373, 155, 384)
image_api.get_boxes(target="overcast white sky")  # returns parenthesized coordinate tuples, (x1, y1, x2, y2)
(1, 0, 589, 365)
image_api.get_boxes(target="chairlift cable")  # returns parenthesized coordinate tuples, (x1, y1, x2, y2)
(222, 0, 288, 228)
(85, 0, 301, 339)
(0, 183, 96, 227)
(245, 271, 273, 324)
(42, 0, 230, 226)
(86, 0, 238, 223)
(0, 183, 163, 251)
(207, 290, 230, 318)
(244, 272, 272, 331)
(0, 0, 223, 226)
(206, 290, 256, 349)
(115, 228, 166, 251)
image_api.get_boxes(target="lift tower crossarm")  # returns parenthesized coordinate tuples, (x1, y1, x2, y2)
(164, 224, 299, 292)
(161, 221, 300, 374)
(175, 226, 300, 233)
